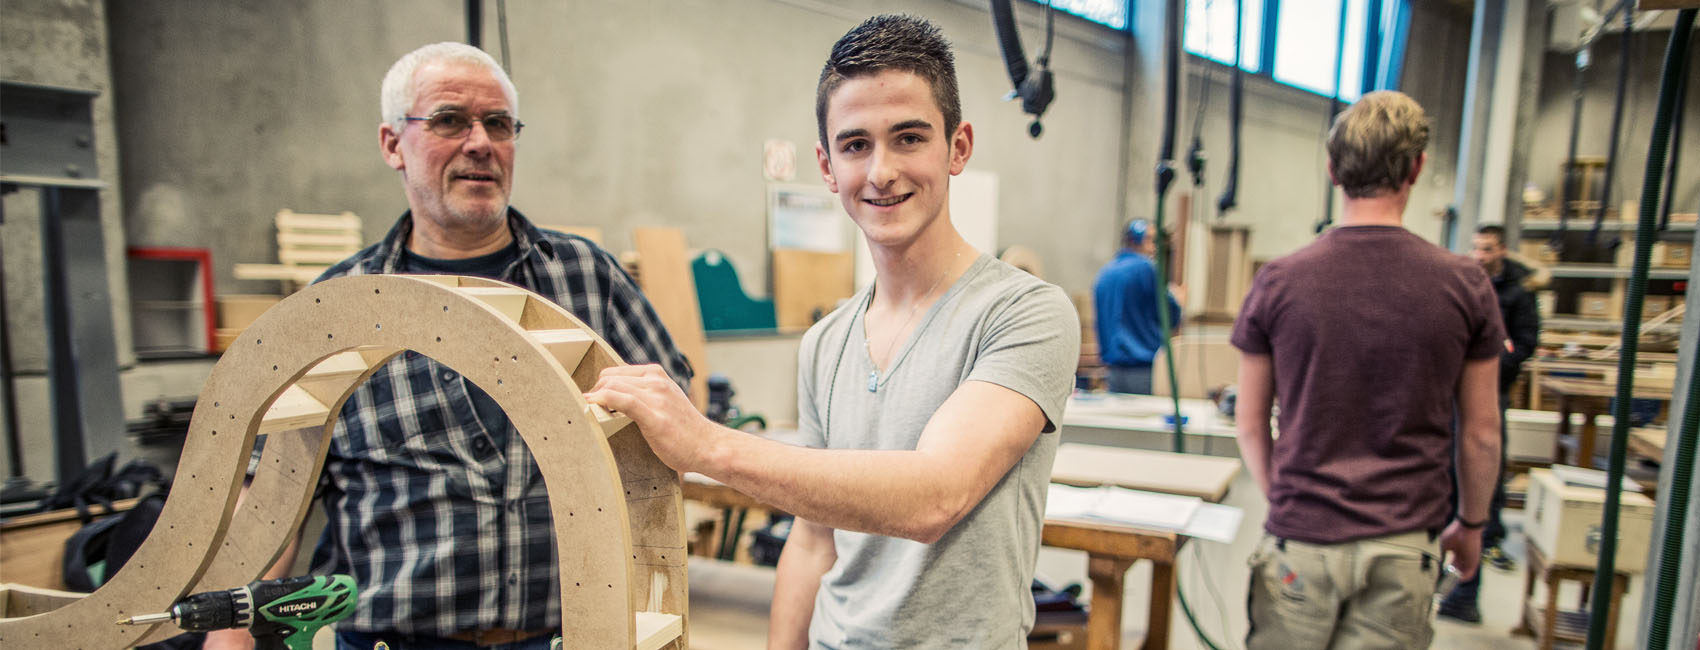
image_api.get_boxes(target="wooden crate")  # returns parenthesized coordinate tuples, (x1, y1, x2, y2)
(1577, 292, 1614, 319)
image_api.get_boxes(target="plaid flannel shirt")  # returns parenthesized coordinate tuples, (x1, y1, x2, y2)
(299, 209, 691, 635)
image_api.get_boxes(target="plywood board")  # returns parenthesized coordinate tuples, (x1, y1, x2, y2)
(12, 275, 688, 650)
(1049, 443, 1240, 502)
(633, 227, 709, 411)
(773, 249, 854, 331)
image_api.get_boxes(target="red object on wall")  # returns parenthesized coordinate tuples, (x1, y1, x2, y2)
(125, 246, 216, 354)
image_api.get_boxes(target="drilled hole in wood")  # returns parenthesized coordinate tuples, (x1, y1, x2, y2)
(497, 379, 504, 385)
(436, 336, 442, 342)
(374, 289, 381, 294)
(443, 305, 449, 311)
(328, 334, 334, 339)
(511, 355, 518, 362)
(272, 365, 278, 371)
(256, 339, 262, 345)
(375, 323, 382, 330)
(213, 401, 219, 407)
(315, 298, 321, 303)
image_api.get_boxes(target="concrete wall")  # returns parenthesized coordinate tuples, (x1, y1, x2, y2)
(1, 0, 1480, 481)
(1528, 28, 1700, 222)
(107, 0, 1129, 298)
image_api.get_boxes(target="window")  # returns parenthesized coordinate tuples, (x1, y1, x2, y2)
(1183, 0, 1264, 72)
(1031, 0, 1129, 31)
(1272, 0, 1369, 100)
(1184, 0, 1410, 101)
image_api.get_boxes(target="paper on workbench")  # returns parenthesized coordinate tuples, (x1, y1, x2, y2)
(1045, 484, 1201, 531)
(1180, 502, 1244, 543)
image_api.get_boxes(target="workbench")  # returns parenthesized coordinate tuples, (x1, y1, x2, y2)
(681, 443, 1241, 650)
(1061, 393, 1239, 455)
(1540, 377, 1674, 469)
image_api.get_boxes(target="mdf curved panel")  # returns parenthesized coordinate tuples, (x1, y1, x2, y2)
(0, 275, 687, 649)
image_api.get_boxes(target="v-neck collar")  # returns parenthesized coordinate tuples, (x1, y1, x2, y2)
(855, 254, 989, 391)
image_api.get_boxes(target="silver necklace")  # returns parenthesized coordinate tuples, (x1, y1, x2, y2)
(863, 254, 958, 392)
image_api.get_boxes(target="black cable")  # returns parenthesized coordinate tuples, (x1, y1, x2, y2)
(1554, 48, 1588, 250)
(1217, 0, 1245, 216)
(1590, 8, 1632, 243)
(1156, 0, 1185, 452)
(465, 0, 482, 48)
(1589, 10, 1694, 650)
(1656, 48, 1689, 232)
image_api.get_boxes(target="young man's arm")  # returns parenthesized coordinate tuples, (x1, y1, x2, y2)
(1234, 352, 1276, 496)
(768, 518, 836, 649)
(1442, 356, 1502, 580)
(589, 370, 1048, 543)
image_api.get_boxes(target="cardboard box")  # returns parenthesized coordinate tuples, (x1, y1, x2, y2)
(1506, 409, 1611, 464)
(1577, 292, 1613, 319)
(1536, 291, 1556, 318)
(1661, 242, 1691, 268)
(1520, 241, 1559, 264)
(1526, 467, 1655, 572)
(217, 294, 282, 330)
(1641, 295, 1670, 319)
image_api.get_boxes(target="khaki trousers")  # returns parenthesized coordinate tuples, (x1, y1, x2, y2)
(1245, 530, 1442, 650)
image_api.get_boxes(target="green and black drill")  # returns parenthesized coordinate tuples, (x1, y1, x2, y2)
(117, 574, 357, 650)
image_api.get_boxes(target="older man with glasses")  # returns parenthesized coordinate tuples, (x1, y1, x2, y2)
(206, 42, 691, 650)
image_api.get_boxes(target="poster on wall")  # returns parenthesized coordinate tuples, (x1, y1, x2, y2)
(768, 184, 848, 253)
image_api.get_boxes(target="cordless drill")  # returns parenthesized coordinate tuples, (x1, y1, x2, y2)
(117, 574, 357, 650)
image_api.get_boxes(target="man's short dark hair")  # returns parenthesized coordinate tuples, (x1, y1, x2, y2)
(1477, 224, 1506, 246)
(815, 14, 962, 149)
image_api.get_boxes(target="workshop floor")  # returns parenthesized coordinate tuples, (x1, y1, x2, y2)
(687, 466, 1647, 649)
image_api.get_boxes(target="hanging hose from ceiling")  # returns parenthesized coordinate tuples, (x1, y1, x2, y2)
(1590, 5, 1633, 244)
(1656, 51, 1688, 232)
(989, 0, 1058, 138)
(1155, 0, 1185, 454)
(1553, 47, 1589, 251)
(1587, 10, 1693, 650)
(1216, 0, 1245, 217)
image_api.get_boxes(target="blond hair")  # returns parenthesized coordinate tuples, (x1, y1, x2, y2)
(1326, 91, 1429, 199)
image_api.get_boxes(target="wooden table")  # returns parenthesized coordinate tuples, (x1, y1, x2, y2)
(1539, 377, 1673, 469)
(1511, 540, 1630, 650)
(682, 444, 1241, 650)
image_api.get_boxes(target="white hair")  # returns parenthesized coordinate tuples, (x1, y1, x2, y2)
(380, 42, 518, 131)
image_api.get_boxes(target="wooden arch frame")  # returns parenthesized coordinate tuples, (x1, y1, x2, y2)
(0, 275, 687, 650)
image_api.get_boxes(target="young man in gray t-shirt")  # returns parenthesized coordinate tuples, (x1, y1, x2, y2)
(588, 14, 1079, 649)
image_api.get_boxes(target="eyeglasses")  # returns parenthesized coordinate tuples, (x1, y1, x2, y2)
(404, 110, 524, 141)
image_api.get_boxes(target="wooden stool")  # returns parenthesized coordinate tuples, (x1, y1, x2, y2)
(1512, 541, 1631, 650)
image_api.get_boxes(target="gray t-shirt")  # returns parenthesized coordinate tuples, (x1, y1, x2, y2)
(795, 254, 1080, 649)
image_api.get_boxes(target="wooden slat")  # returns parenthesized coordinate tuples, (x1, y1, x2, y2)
(294, 351, 380, 404)
(635, 612, 683, 650)
(0, 584, 85, 618)
(1050, 443, 1240, 502)
(277, 232, 362, 248)
(458, 287, 529, 322)
(773, 249, 853, 331)
(258, 385, 332, 434)
(531, 329, 595, 372)
(279, 249, 359, 265)
(275, 210, 361, 231)
(633, 227, 708, 411)
(233, 263, 325, 283)
(591, 404, 633, 436)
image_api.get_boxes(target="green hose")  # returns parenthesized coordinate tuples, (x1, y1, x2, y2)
(1637, 13, 1696, 650)
(1588, 10, 1693, 650)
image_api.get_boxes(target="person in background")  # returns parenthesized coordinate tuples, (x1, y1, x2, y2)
(1092, 219, 1182, 394)
(1232, 90, 1503, 649)
(1438, 223, 1540, 623)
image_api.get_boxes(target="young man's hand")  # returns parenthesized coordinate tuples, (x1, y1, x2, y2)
(1439, 520, 1482, 581)
(585, 364, 719, 472)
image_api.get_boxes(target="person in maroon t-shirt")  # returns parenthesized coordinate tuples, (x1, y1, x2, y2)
(1231, 91, 1503, 650)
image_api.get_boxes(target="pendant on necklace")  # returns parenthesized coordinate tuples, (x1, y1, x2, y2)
(867, 370, 879, 392)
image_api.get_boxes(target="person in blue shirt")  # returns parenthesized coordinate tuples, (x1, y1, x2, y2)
(1092, 219, 1181, 394)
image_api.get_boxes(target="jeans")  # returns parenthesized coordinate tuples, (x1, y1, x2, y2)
(336, 630, 557, 650)
(1106, 364, 1154, 394)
